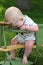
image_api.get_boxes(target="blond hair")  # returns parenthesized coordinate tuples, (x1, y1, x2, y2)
(5, 6, 24, 26)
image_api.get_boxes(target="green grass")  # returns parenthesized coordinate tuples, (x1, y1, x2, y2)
(23, 0, 43, 24)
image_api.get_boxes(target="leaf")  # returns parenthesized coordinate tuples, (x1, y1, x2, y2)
(10, 57, 33, 65)
(0, 61, 10, 65)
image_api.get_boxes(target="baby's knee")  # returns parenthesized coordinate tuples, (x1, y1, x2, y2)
(11, 38, 18, 44)
(25, 44, 33, 50)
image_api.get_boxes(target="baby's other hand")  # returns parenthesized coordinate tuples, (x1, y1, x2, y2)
(20, 25, 26, 30)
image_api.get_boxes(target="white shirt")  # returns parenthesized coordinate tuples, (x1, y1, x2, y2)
(22, 15, 37, 40)
(14, 15, 37, 43)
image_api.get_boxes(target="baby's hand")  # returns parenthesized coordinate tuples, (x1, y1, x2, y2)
(20, 25, 26, 30)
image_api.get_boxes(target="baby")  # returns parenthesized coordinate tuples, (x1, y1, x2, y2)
(5, 6, 39, 64)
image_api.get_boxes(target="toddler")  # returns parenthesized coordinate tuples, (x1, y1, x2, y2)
(5, 6, 39, 64)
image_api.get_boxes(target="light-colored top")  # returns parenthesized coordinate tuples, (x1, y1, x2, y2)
(14, 15, 37, 43)
(22, 15, 37, 40)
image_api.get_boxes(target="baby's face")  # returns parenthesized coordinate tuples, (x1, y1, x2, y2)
(14, 17, 24, 28)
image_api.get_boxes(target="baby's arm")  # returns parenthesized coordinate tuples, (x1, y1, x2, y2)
(20, 25, 39, 32)
(25, 25, 39, 32)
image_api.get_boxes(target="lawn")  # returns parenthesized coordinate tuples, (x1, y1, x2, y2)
(0, 0, 43, 65)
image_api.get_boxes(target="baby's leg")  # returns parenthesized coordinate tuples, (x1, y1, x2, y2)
(10, 37, 18, 59)
(23, 40, 35, 64)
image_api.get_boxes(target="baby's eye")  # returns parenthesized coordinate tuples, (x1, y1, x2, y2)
(19, 18, 23, 21)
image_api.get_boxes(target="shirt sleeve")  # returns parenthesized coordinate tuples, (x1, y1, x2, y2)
(25, 15, 37, 26)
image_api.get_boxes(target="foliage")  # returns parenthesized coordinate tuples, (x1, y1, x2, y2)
(0, 0, 43, 23)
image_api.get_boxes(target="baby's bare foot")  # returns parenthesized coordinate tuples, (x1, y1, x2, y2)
(23, 56, 28, 64)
